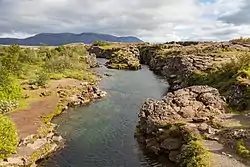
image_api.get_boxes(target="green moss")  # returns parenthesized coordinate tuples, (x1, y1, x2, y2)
(236, 139, 250, 158)
(178, 140, 211, 167)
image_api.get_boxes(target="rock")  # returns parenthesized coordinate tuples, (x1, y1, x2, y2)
(208, 127, 216, 135)
(178, 106, 195, 118)
(52, 135, 64, 142)
(192, 117, 208, 123)
(46, 133, 54, 139)
(40, 90, 52, 97)
(169, 150, 180, 162)
(27, 139, 47, 150)
(160, 138, 182, 150)
(198, 123, 209, 131)
(30, 85, 39, 90)
(62, 105, 68, 111)
(6, 157, 25, 166)
(139, 86, 226, 129)
(85, 53, 99, 68)
(104, 73, 112, 77)
(19, 134, 35, 146)
(146, 138, 160, 154)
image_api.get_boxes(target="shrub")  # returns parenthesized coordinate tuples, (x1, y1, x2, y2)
(0, 45, 23, 76)
(35, 72, 50, 87)
(0, 115, 18, 160)
(93, 40, 111, 46)
(0, 72, 22, 101)
(236, 139, 250, 158)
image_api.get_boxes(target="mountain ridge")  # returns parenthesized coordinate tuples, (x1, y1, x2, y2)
(0, 32, 143, 46)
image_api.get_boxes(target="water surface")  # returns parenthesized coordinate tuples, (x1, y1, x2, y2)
(42, 59, 172, 167)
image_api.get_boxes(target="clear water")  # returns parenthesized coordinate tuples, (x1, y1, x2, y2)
(41, 59, 173, 167)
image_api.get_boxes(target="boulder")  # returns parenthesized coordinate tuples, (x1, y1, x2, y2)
(160, 138, 182, 150)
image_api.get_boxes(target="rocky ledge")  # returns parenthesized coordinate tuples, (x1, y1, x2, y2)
(105, 49, 141, 70)
(88, 44, 141, 70)
(136, 85, 228, 166)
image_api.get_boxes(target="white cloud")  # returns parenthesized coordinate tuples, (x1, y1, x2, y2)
(0, 0, 250, 42)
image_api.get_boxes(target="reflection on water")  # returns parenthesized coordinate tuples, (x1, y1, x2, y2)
(41, 59, 174, 167)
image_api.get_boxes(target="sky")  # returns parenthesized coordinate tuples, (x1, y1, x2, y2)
(0, 0, 249, 42)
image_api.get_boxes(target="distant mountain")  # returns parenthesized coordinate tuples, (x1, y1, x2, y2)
(0, 33, 143, 46)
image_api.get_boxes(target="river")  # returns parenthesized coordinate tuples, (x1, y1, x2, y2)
(41, 59, 173, 167)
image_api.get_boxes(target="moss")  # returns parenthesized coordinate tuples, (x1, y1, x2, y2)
(178, 139, 211, 167)
(236, 139, 250, 158)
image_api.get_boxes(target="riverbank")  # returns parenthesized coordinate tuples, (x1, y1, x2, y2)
(0, 45, 106, 166)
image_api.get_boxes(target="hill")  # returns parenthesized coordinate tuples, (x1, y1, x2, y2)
(0, 32, 143, 46)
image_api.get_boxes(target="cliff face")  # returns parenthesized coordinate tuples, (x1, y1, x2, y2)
(138, 42, 250, 110)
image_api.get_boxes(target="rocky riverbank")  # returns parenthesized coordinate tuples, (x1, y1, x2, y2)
(138, 42, 250, 110)
(136, 85, 250, 166)
(0, 81, 106, 167)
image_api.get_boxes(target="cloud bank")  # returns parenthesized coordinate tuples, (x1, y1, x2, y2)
(0, 0, 249, 42)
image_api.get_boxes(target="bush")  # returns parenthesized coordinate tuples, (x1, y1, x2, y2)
(0, 72, 22, 101)
(0, 115, 18, 160)
(236, 139, 250, 158)
(93, 40, 111, 46)
(35, 72, 50, 87)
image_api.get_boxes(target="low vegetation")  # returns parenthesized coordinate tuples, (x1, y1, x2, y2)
(230, 37, 250, 44)
(178, 139, 210, 167)
(0, 115, 18, 160)
(189, 53, 250, 110)
(0, 44, 98, 159)
(236, 139, 250, 158)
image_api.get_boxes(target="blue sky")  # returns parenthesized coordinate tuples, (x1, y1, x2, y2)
(0, 0, 249, 42)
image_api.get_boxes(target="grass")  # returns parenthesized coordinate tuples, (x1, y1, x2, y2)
(188, 53, 250, 111)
